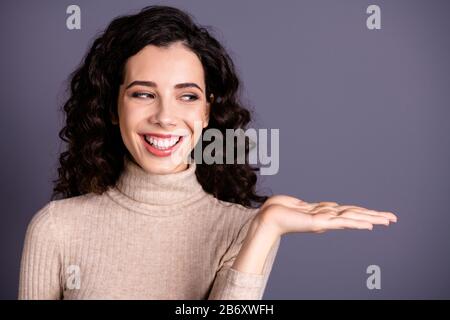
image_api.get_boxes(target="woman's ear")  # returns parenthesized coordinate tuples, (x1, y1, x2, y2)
(203, 104, 210, 128)
(203, 94, 213, 128)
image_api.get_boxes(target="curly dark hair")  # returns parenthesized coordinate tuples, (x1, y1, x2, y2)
(51, 5, 269, 208)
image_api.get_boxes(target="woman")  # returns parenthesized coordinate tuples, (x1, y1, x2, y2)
(18, 5, 397, 300)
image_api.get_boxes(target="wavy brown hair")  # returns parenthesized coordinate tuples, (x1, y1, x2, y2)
(52, 5, 269, 208)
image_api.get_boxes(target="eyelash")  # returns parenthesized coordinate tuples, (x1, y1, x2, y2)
(131, 92, 199, 102)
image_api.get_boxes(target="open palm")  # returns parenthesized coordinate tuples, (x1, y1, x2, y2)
(259, 195, 398, 235)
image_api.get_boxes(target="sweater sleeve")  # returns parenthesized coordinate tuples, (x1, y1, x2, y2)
(18, 201, 63, 300)
(207, 212, 281, 300)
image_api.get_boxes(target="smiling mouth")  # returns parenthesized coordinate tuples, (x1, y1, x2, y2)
(143, 134, 182, 150)
(139, 133, 188, 158)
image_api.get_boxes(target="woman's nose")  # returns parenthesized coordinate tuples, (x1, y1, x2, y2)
(152, 99, 177, 127)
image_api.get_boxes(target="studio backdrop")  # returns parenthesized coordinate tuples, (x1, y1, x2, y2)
(1, 0, 449, 299)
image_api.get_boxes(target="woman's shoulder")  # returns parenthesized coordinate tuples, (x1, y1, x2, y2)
(24, 192, 105, 239)
(49, 192, 103, 212)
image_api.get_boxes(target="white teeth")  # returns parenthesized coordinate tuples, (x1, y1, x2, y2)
(144, 135, 181, 150)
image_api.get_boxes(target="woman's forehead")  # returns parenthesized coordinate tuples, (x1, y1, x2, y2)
(123, 44, 205, 87)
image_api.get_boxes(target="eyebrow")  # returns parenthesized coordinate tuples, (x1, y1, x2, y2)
(125, 80, 203, 93)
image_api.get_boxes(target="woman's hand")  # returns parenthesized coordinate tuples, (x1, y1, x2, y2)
(258, 195, 398, 236)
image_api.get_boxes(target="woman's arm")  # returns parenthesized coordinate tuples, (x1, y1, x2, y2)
(18, 202, 63, 300)
(230, 215, 280, 275)
(207, 211, 280, 300)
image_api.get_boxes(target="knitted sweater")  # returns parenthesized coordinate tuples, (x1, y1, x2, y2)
(18, 156, 280, 299)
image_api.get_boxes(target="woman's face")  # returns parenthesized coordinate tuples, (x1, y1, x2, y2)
(116, 42, 210, 174)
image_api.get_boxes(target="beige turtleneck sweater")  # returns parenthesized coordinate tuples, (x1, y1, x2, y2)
(18, 156, 280, 300)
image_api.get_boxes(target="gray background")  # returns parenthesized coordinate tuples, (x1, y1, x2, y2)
(1, 0, 449, 299)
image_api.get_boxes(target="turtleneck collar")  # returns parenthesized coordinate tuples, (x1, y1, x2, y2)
(105, 155, 209, 216)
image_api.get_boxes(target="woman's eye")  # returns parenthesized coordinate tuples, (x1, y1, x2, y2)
(131, 92, 198, 101)
(132, 92, 154, 99)
(181, 94, 199, 102)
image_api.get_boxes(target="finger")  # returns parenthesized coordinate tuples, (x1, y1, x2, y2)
(338, 210, 390, 225)
(337, 205, 397, 222)
(310, 206, 340, 216)
(315, 201, 339, 208)
(329, 217, 373, 230)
